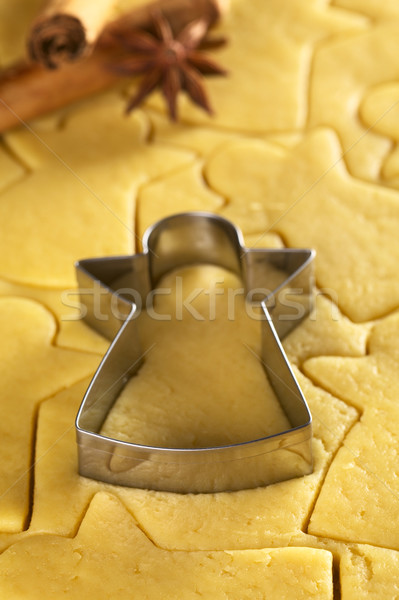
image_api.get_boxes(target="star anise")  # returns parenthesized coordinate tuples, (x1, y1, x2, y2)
(109, 11, 227, 120)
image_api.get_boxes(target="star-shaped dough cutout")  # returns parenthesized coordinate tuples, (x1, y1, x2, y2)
(307, 402, 399, 550)
(303, 311, 399, 548)
(304, 310, 399, 412)
(283, 293, 370, 366)
(0, 492, 335, 599)
(204, 128, 399, 322)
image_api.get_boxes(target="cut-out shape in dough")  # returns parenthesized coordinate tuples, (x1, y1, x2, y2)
(29, 368, 357, 549)
(0, 492, 335, 600)
(305, 312, 399, 548)
(146, 0, 367, 132)
(205, 128, 399, 322)
(0, 93, 194, 287)
(0, 297, 99, 533)
(340, 545, 399, 600)
(0, 277, 108, 355)
(308, 23, 399, 180)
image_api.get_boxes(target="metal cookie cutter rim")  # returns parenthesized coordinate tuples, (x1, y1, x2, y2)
(75, 212, 315, 493)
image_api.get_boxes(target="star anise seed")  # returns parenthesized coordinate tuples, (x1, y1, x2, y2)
(109, 10, 227, 120)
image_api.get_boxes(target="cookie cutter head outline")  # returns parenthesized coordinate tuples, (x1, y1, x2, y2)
(75, 212, 315, 493)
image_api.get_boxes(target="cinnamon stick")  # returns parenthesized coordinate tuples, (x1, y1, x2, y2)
(0, 0, 227, 133)
(0, 55, 121, 133)
(28, 0, 116, 68)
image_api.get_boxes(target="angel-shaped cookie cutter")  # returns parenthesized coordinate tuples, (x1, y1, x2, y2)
(75, 212, 315, 493)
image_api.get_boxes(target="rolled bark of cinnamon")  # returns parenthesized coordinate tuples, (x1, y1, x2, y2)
(0, 54, 121, 132)
(28, 0, 116, 68)
(0, 0, 227, 133)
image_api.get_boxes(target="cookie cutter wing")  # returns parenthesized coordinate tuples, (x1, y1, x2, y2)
(75, 212, 314, 493)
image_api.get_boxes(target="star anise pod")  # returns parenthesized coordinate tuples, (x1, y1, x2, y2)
(109, 11, 227, 120)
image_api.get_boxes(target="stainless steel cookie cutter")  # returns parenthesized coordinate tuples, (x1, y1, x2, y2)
(75, 212, 315, 493)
